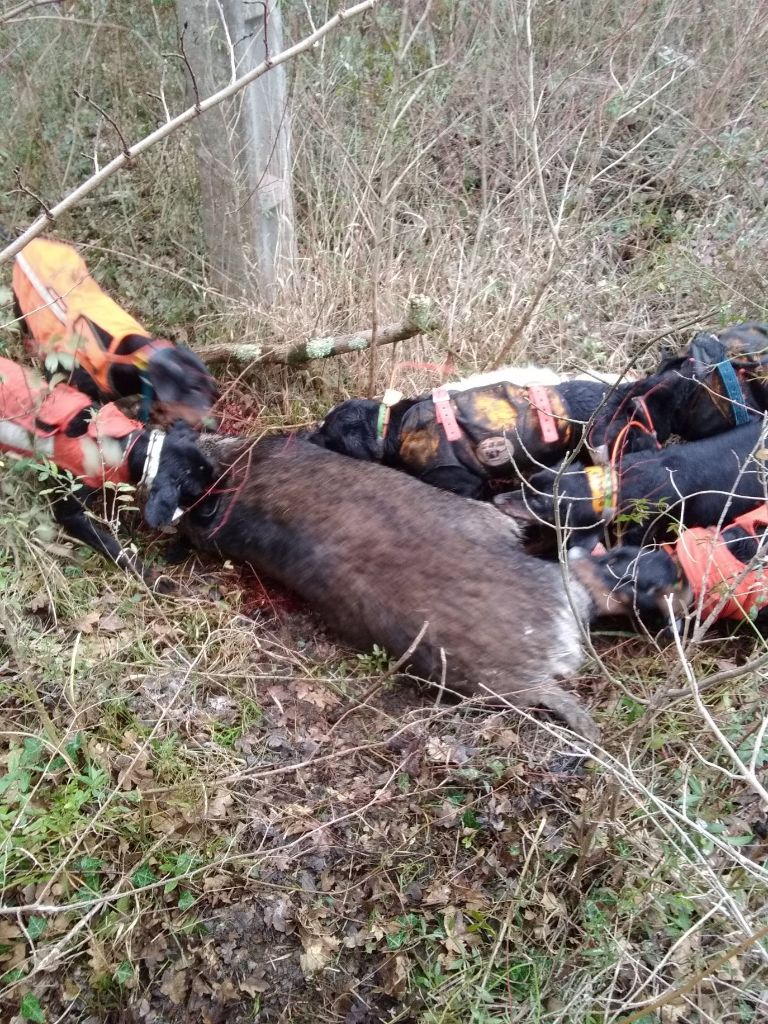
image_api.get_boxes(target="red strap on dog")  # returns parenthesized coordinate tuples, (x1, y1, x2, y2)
(432, 387, 462, 442)
(674, 511, 768, 621)
(730, 504, 768, 536)
(528, 385, 560, 444)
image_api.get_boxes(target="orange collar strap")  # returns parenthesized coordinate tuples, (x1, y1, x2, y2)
(730, 503, 768, 536)
(584, 464, 617, 520)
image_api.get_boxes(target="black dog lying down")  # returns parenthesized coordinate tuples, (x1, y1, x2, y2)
(176, 435, 689, 744)
(590, 322, 768, 458)
(500, 420, 768, 549)
(0, 356, 214, 584)
(312, 368, 636, 499)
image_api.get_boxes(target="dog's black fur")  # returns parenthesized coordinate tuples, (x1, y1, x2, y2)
(590, 323, 768, 457)
(175, 435, 690, 743)
(44, 415, 213, 584)
(500, 421, 768, 548)
(312, 377, 637, 499)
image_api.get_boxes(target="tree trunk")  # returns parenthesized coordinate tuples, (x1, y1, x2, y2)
(176, 0, 296, 304)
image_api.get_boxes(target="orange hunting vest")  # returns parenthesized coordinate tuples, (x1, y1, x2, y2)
(674, 505, 768, 621)
(12, 237, 172, 396)
(0, 356, 140, 488)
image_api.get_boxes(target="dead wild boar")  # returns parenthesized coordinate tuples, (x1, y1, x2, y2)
(176, 436, 689, 744)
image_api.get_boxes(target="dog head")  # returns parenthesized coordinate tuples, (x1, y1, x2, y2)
(141, 420, 216, 528)
(310, 399, 382, 461)
(570, 543, 691, 620)
(494, 461, 605, 537)
(148, 346, 219, 429)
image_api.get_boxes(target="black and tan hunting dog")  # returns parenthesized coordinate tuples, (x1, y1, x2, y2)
(312, 367, 636, 498)
(590, 322, 768, 457)
(499, 419, 768, 549)
(11, 236, 219, 429)
(173, 434, 690, 745)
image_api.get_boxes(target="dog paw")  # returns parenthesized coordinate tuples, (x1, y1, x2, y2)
(144, 570, 178, 595)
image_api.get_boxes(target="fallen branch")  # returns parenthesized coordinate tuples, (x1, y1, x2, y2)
(198, 294, 437, 368)
(0, 0, 384, 266)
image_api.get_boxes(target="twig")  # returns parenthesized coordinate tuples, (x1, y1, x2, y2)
(667, 599, 768, 806)
(12, 168, 54, 222)
(487, 268, 560, 371)
(0, 0, 385, 267)
(171, 23, 201, 111)
(198, 294, 437, 368)
(0, 0, 61, 22)
(327, 619, 430, 732)
(73, 90, 131, 159)
(615, 920, 768, 1024)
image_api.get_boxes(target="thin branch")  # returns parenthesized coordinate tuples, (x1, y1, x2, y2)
(0, 0, 385, 267)
(0, 0, 61, 22)
(12, 168, 54, 222)
(73, 89, 131, 159)
(667, 600, 768, 806)
(616, 920, 768, 1024)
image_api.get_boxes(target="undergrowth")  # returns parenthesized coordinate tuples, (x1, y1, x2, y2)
(1, 1, 767, 1022)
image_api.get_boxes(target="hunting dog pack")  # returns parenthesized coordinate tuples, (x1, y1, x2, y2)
(4, 228, 768, 754)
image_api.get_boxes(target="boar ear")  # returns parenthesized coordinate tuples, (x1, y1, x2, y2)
(493, 492, 539, 522)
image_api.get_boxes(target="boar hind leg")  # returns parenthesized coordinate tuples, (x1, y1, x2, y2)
(477, 682, 598, 745)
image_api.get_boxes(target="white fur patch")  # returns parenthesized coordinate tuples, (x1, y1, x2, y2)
(443, 365, 637, 393)
(444, 365, 565, 392)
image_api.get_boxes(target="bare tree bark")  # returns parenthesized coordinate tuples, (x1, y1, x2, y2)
(0, 0, 383, 267)
(198, 295, 437, 368)
(176, 0, 296, 303)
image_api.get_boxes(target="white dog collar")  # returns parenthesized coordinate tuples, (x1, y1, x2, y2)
(139, 430, 165, 490)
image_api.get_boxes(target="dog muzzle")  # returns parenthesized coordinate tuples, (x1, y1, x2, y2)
(139, 430, 184, 523)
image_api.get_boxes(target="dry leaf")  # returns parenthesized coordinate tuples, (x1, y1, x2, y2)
(294, 680, 340, 709)
(160, 968, 188, 1005)
(27, 592, 51, 614)
(98, 612, 127, 633)
(378, 953, 408, 997)
(204, 789, 234, 819)
(72, 611, 100, 634)
(299, 932, 340, 975)
(239, 974, 269, 996)
(426, 736, 470, 764)
(423, 882, 451, 907)
(263, 897, 295, 934)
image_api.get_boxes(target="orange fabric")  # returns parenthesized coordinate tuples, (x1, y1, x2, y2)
(0, 355, 139, 488)
(12, 237, 171, 395)
(674, 504, 768, 620)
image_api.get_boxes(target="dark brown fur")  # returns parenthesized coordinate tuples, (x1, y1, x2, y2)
(176, 436, 688, 744)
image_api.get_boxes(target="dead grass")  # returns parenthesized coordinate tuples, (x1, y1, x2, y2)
(1, 1, 768, 1022)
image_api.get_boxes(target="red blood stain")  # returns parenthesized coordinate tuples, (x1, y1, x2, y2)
(216, 398, 261, 436)
(235, 565, 305, 618)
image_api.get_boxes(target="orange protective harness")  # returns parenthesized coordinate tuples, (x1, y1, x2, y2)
(0, 356, 141, 489)
(12, 237, 172, 396)
(671, 505, 768, 621)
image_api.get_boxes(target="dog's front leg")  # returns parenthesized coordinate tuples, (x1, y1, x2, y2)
(53, 492, 173, 592)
